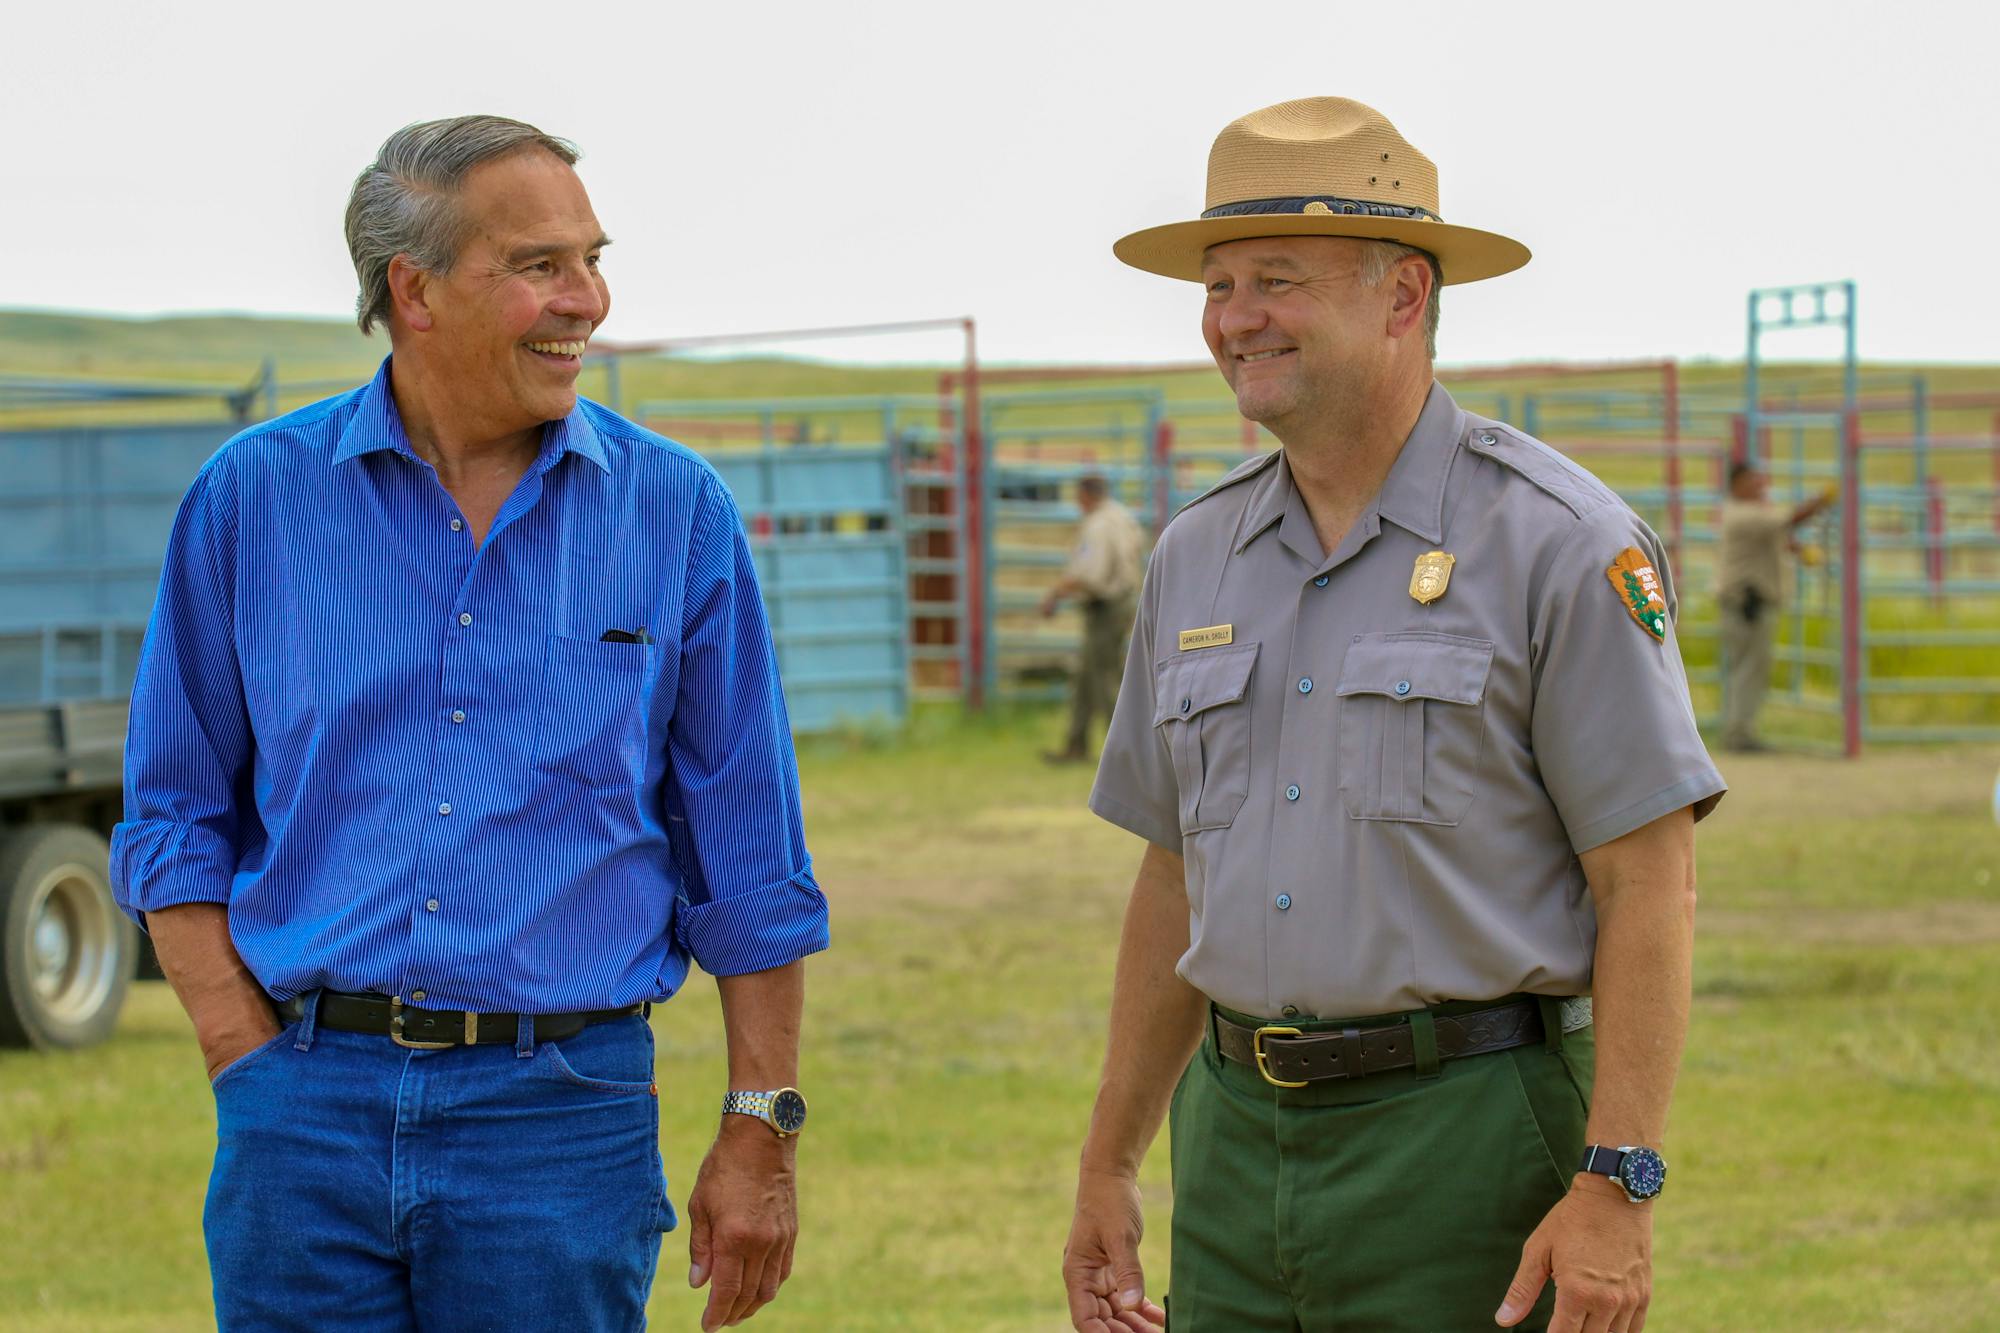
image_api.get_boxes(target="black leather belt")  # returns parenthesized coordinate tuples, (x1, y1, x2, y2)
(278, 991, 644, 1050)
(1212, 997, 1550, 1087)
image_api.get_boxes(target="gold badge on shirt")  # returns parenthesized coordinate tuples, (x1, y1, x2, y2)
(1178, 624, 1234, 651)
(1409, 551, 1455, 605)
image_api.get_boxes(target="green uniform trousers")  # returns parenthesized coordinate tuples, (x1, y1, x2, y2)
(1065, 594, 1137, 753)
(1167, 998, 1594, 1332)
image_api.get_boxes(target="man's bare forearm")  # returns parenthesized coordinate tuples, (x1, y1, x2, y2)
(715, 961, 805, 1093)
(147, 903, 279, 1073)
(1078, 842, 1208, 1179)
(1576, 808, 1697, 1159)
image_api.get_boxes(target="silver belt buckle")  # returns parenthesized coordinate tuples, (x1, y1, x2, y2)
(1559, 996, 1594, 1035)
(389, 994, 455, 1050)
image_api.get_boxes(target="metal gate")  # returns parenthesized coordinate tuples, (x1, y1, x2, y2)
(978, 388, 1165, 704)
(637, 396, 920, 732)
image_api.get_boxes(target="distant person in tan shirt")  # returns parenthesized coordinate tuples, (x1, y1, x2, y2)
(1716, 461, 1836, 751)
(1041, 475, 1145, 762)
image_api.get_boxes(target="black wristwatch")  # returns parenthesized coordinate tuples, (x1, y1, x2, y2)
(1578, 1144, 1666, 1202)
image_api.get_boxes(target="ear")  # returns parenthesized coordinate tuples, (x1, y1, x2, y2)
(1384, 254, 1432, 343)
(386, 254, 436, 335)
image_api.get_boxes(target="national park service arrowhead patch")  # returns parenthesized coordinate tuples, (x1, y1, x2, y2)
(1606, 548, 1668, 641)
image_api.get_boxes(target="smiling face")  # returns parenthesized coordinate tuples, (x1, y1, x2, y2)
(396, 147, 610, 434)
(1199, 235, 1416, 431)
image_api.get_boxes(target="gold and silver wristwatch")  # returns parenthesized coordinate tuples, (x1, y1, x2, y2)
(721, 1087, 808, 1137)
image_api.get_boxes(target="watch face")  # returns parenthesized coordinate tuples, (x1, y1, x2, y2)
(771, 1089, 807, 1134)
(1618, 1148, 1666, 1200)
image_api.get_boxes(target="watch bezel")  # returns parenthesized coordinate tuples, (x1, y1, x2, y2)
(1614, 1146, 1666, 1201)
(770, 1088, 808, 1134)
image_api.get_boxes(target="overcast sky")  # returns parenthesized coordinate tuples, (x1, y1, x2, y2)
(7, 0, 1992, 368)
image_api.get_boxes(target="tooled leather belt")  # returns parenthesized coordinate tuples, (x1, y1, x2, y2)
(1212, 996, 1590, 1087)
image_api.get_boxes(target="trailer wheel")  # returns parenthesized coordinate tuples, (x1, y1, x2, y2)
(0, 824, 136, 1049)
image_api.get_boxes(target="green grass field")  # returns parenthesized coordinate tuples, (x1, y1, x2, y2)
(3, 711, 1997, 1331)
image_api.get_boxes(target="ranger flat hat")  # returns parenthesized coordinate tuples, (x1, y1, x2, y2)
(1113, 97, 1530, 285)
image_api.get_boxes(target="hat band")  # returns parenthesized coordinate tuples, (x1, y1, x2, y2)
(1201, 194, 1441, 222)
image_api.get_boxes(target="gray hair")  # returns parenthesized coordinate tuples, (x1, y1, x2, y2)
(344, 115, 580, 335)
(1358, 240, 1442, 360)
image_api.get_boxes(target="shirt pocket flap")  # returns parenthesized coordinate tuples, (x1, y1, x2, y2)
(1153, 642, 1259, 725)
(1335, 633, 1493, 705)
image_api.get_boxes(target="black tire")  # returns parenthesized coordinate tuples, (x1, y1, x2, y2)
(0, 824, 137, 1049)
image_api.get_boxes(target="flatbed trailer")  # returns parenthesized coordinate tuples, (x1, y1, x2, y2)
(0, 396, 238, 1049)
(0, 697, 143, 1047)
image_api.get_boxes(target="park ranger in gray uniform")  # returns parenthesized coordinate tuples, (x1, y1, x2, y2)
(1060, 99, 1726, 1333)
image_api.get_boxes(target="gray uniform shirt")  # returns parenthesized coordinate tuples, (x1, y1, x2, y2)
(1089, 384, 1726, 1019)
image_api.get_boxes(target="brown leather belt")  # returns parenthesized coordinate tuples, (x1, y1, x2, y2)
(278, 991, 644, 1050)
(1212, 997, 1546, 1087)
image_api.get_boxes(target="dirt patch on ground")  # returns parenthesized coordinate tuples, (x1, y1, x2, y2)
(1702, 744, 2000, 824)
(1701, 898, 2000, 946)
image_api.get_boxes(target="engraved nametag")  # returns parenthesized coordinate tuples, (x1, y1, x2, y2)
(1177, 624, 1235, 651)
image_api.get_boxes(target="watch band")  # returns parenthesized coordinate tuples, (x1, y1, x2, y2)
(1578, 1143, 1665, 1202)
(1578, 1144, 1628, 1178)
(721, 1087, 807, 1136)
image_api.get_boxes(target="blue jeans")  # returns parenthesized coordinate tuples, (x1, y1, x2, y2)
(205, 995, 675, 1332)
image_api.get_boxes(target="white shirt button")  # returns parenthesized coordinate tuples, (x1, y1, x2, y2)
(450, 518, 463, 532)
(410, 990, 426, 1002)
(458, 612, 473, 627)
(451, 709, 466, 724)
(426, 898, 440, 912)
(437, 802, 452, 816)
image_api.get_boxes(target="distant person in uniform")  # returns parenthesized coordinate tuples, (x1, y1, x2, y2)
(1041, 474, 1145, 763)
(1716, 461, 1836, 752)
(113, 116, 823, 1333)
(1060, 98, 1726, 1333)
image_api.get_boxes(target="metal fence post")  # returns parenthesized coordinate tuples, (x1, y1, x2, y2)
(1840, 409, 1863, 758)
(1992, 409, 2000, 537)
(1926, 475, 1945, 608)
(961, 319, 985, 711)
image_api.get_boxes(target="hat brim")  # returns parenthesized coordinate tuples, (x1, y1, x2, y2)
(1113, 214, 1530, 285)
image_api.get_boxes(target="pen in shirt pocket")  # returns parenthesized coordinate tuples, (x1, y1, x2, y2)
(599, 626, 652, 644)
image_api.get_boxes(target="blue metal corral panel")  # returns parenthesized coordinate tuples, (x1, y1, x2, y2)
(0, 423, 230, 629)
(3, 421, 911, 733)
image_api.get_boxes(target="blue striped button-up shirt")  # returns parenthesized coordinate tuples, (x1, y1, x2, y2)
(110, 359, 829, 1013)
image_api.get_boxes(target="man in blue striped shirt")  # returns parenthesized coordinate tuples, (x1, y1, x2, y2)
(111, 116, 827, 1332)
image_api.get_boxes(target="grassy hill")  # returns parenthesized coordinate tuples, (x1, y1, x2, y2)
(6, 306, 1998, 420)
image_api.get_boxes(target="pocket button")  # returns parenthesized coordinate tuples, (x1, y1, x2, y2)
(1298, 678, 1314, 695)
(1285, 784, 1300, 801)
(1394, 680, 1412, 696)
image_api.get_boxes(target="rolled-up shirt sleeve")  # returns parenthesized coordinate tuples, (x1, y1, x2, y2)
(666, 477, 830, 975)
(110, 459, 253, 926)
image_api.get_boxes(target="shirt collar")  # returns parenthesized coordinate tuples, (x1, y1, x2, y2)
(331, 356, 611, 475)
(1234, 380, 1463, 555)
(1373, 381, 1463, 545)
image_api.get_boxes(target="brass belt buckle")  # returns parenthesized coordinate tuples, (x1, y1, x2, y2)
(390, 995, 454, 1050)
(1252, 1025, 1310, 1088)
